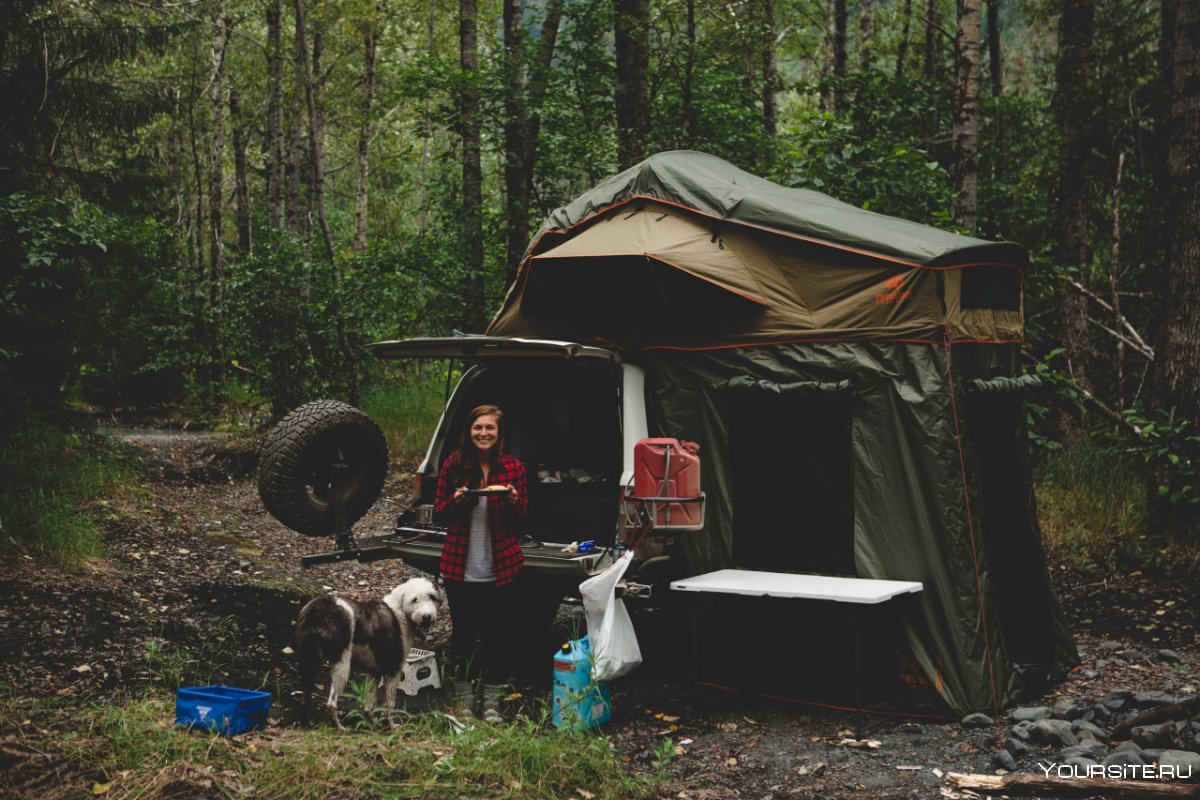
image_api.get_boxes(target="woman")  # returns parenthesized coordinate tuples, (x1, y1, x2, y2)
(432, 404, 527, 714)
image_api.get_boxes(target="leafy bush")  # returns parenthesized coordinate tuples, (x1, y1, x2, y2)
(1036, 439, 1148, 569)
(0, 422, 134, 566)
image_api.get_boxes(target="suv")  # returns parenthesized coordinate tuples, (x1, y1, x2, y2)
(257, 335, 671, 609)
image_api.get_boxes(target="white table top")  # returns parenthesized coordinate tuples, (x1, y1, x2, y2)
(670, 569, 923, 604)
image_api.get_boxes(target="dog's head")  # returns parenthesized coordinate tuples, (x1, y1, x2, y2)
(383, 577, 442, 634)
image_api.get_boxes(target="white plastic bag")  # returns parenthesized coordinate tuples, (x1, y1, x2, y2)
(580, 550, 642, 682)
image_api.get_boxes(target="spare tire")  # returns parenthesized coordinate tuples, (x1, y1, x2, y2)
(257, 400, 389, 536)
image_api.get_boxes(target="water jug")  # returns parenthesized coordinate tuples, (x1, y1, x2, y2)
(551, 636, 611, 730)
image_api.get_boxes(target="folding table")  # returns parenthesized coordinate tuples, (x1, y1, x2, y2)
(670, 569, 923, 739)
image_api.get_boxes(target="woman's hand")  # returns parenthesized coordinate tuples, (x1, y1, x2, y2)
(453, 486, 469, 506)
(506, 484, 518, 503)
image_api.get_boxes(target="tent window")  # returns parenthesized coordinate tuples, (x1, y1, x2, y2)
(725, 383, 855, 575)
(960, 266, 1021, 311)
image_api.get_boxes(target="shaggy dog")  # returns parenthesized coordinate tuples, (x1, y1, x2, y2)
(295, 577, 442, 726)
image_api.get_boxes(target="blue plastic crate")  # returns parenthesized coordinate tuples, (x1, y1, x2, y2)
(176, 685, 271, 736)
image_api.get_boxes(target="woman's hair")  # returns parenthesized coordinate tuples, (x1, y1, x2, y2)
(449, 404, 506, 487)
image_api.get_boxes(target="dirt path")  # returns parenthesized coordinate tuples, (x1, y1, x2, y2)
(1, 429, 1198, 798)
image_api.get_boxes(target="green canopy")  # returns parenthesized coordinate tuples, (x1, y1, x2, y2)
(488, 152, 1077, 714)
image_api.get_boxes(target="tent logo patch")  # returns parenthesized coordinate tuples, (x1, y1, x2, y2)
(876, 275, 912, 306)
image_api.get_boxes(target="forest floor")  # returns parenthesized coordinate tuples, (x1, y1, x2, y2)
(1, 426, 1199, 799)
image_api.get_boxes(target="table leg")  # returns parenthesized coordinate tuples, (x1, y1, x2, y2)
(854, 607, 863, 740)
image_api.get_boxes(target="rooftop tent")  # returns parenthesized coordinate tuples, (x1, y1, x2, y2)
(487, 151, 1077, 715)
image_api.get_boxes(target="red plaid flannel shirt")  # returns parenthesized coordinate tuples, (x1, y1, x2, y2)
(433, 452, 527, 586)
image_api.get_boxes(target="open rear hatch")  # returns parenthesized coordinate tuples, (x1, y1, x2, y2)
(324, 335, 625, 582)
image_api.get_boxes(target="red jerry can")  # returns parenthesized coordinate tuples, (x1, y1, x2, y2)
(632, 438, 704, 530)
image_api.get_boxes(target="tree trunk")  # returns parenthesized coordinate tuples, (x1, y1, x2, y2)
(503, 0, 529, 278)
(833, 0, 847, 111)
(682, 0, 696, 140)
(354, 2, 379, 252)
(295, 0, 359, 403)
(525, 0, 563, 172)
(952, 0, 981, 229)
(266, 0, 285, 231)
(858, 0, 874, 72)
(986, 0, 1002, 96)
(614, 0, 650, 169)
(924, 0, 938, 78)
(418, 0, 435, 237)
(208, 3, 230, 300)
(287, 6, 306, 236)
(229, 89, 252, 255)
(762, 0, 778, 143)
(896, 0, 912, 78)
(460, 0, 486, 332)
(1151, 0, 1200, 424)
(1053, 0, 1097, 401)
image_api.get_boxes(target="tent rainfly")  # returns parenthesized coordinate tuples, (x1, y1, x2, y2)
(488, 151, 1078, 715)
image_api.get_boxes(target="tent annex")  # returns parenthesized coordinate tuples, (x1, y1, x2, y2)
(488, 151, 1077, 715)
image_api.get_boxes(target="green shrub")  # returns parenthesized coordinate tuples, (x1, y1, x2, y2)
(360, 375, 449, 462)
(0, 422, 134, 566)
(1037, 440, 1149, 569)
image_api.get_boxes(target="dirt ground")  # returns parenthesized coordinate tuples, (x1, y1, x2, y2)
(1, 427, 1198, 799)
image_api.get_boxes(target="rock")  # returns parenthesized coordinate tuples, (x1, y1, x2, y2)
(1132, 723, 1181, 750)
(1113, 741, 1143, 755)
(1010, 706, 1053, 723)
(1117, 649, 1145, 663)
(1099, 641, 1123, 652)
(1143, 749, 1165, 762)
(1062, 742, 1108, 760)
(962, 713, 993, 728)
(1064, 756, 1099, 771)
(1102, 749, 1146, 768)
(1073, 720, 1109, 739)
(1053, 699, 1079, 718)
(991, 750, 1017, 772)
(1009, 721, 1033, 741)
(1131, 691, 1177, 708)
(1005, 738, 1029, 758)
(1101, 689, 1133, 711)
(1157, 649, 1184, 664)
(1157, 749, 1200, 777)
(1079, 669, 1100, 680)
(1030, 719, 1079, 748)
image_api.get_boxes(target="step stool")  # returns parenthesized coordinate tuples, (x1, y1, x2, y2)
(399, 648, 441, 696)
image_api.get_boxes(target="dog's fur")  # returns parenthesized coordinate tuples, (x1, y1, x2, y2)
(295, 577, 442, 726)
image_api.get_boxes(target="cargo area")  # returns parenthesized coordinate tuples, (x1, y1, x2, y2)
(414, 360, 624, 547)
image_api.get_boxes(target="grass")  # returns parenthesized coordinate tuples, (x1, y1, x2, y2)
(1036, 439, 1150, 569)
(360, 380, 445, 463)
(0, 688, 663, 800)
(0, 421, 136, 567)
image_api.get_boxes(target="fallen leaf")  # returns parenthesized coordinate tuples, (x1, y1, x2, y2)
(577, 791, 594, 800)
(661, 714, 680, 722)
(725, 757, 738, 767)
(281, 646, 294, 655)
(718, 722, 738, 732)
(72, 664, 92, 673)
(92, 782, 111, 795)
